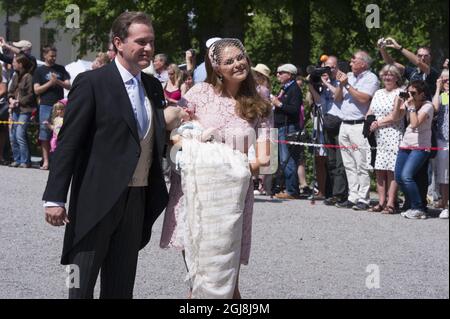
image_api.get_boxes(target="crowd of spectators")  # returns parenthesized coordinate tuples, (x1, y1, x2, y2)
(0, 33, 448, 220)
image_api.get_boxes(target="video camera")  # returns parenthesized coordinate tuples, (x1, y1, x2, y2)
(306, 65, 332, 93)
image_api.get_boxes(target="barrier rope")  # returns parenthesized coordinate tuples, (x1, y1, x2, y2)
(273, 139, 448, 151)
(1, 121, 447, 151)
(0, 121, 40, 125)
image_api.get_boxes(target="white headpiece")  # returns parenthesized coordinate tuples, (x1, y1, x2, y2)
(208, 38, 247, 70)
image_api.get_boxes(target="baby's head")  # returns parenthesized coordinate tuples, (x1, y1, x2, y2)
(177, 97, 196, 121)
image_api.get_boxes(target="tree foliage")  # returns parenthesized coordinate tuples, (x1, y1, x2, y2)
(1, 0, 448, 71)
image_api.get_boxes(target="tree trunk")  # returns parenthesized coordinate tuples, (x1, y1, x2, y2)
(291, 0, 311, 75)
(220, 0, 246, 39)
(430, 0, 449, 69)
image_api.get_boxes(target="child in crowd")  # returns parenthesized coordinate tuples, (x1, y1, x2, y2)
(44, 98, 66, 154)
(181, 70, 194, 97)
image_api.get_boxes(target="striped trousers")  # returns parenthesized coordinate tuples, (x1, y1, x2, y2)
(67, 187, 147, 299)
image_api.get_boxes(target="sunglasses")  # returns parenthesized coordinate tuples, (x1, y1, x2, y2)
(442, 79, 449, 83)
(277, 71, 289, 75)
(407, 91, 417, 96)
(417, 54, 430, 58)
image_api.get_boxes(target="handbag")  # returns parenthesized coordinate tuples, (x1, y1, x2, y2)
(322, 113, 342, 134)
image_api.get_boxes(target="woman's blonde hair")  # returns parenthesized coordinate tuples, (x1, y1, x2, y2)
(168, 63, 182, 88)
(96, 52, 110, 66)
(379, 64, 403, 87)
(205, 41, 271, 122)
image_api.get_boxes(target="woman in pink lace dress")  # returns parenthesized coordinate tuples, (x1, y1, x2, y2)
(160, 39, 272, 298)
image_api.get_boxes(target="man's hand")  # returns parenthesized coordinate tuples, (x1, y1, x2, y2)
(49, 73, 58, 86)
(271, 95, 282, 108)
(336, 70, 348, 86)
(45, 206, 69, 226)
(384, 37, 402, 50)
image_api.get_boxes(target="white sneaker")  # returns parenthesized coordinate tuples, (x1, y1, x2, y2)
(439, 209, 449, 219)
(254, 190, 262, 195)
(404, 209, 427, 220)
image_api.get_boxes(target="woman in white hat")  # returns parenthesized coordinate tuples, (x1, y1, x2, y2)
(252, 63, 272, 101)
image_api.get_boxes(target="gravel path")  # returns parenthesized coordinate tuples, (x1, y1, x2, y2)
(0, 165, 448, 299)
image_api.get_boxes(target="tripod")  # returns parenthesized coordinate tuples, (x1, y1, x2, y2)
(309, 101, 325, 204)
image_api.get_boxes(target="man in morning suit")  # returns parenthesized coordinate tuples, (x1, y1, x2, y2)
(42, 11, 169, 299)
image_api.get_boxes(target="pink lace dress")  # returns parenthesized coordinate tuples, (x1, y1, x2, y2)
(160, 82, 271, 265)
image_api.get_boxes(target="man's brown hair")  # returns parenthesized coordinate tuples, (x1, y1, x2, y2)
(110, 11, 153, 53)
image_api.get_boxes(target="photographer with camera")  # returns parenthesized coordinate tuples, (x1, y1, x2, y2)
(395, 80, 434, 219)
(272, 64, 303, 199)
(335, 51, 380, 211)
(307, 56, 348, 204)
(378, 37, 439, 99)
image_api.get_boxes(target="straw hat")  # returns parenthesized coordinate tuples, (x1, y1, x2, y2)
(252, 63, 271, 79)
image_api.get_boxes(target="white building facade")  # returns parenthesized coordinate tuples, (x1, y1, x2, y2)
(0, 13, 96, 65)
